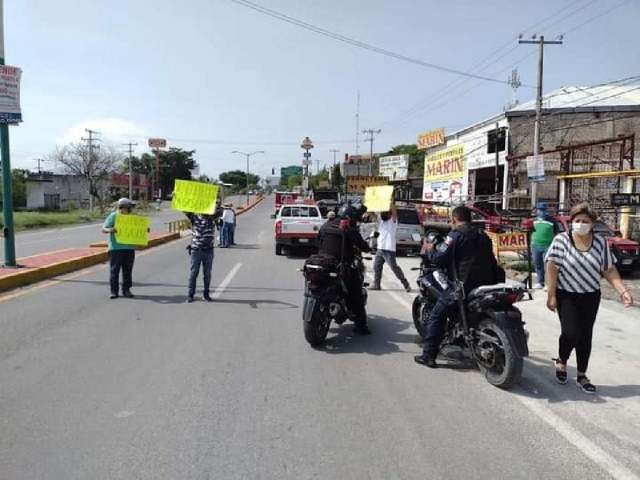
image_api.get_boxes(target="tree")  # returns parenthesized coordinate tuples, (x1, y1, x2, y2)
(385, 144, 424, 178)
(287, 174, 303, 190)
(330, 164, 344, 191)
(129, 148, 197, 198)
(219, 170, 260, 191)
(48, 143, 122, 213)
(12, 169, 28, 208)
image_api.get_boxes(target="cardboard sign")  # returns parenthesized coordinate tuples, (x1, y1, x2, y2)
(115, 214, 150, 246)
(345, 176, 388, 194)
(364, 186, 395, 212)
(171, 180, 219, 214)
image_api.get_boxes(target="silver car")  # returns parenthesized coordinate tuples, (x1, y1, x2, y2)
(360, 207, 424, 255)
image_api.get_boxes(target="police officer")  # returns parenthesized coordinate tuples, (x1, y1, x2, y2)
(414, 206, 498, 368)
(318, 204, 373, 335)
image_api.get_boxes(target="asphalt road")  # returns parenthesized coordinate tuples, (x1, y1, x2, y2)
(0, 195, 252, 259)
(1, 197, 639, 480)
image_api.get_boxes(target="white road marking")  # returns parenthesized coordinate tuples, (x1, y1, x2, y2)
(257, 230, 265, 241)
(212, 263, 242, 299)
(374, 268, 640, 480)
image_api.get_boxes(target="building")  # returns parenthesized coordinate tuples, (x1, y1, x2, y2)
(341, 154, 373, 177)
(25, 172, 107, 210)
(109, 173, 149, 201)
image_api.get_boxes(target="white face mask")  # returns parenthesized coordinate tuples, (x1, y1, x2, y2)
(572, 222, 592, 236)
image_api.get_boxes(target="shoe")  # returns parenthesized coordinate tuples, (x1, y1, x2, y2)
(122, 291, 134, 298)
(203, 295, 214, 302)
(405, 285, 412, 293)
(353, 325, 372, 335)
(369, 285, 381, 291)
(186, 297, 194, 303)
(110, 293, 119, 299)
(553, 358, 567, 384)
(414, 355, 437, 368)
(576, 375, 596, 394)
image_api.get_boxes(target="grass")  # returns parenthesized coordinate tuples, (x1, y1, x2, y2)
(0, 210, 106, 231)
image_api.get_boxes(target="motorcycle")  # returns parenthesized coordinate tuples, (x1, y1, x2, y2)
(301, 230, 377, 347)
(411, 232, 531, 389)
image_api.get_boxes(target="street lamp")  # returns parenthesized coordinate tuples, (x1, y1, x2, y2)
(232, 150, 265, 206)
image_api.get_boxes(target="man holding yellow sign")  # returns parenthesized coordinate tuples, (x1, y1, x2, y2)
(101, 198, 150, 299)
(364, 186, 411, 293)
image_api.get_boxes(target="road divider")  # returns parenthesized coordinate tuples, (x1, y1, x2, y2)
(88, 232, 179, 249)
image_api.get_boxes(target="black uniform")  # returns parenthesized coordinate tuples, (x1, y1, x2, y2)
(318, 218, 372, 327)
(421, 223, 498, 359)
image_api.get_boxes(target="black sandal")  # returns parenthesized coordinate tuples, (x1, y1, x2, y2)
(553, 358, 567, 385)
(576, 375, 596, 394)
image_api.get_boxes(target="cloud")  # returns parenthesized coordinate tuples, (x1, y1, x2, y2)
(59, 119, 147, 147)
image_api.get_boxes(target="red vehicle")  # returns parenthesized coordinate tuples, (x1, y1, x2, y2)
(274, 191, 300, 215)
(554, 216, 640, 273)
(423, 205, 515, 235)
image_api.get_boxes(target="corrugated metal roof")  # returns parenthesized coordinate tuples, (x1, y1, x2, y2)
(507, 83, 640, 115)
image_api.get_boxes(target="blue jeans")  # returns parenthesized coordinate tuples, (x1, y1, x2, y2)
(221, 222, 233, 247)
(422, 288, 458, 359)
(532, 246, 548, 286)
(188, 248, 214, 297)
(229, 224, 236, 245)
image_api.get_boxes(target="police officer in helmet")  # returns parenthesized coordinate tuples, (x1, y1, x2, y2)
(414, 206, 500, 368)
(318, 203, 373, 335)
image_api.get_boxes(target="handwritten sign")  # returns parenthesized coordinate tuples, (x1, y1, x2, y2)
(171, 180, 219, 214)
(115, 215, 150, 246)
(364, 186, 395, 212)
(345, 175, 388, 194)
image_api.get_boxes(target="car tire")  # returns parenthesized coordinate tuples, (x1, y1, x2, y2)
(275, 244, 283, 256)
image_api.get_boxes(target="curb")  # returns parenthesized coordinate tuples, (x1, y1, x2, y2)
(235, 195, 265, 216)
(88, 231, 180, 249)
(0, 248, 109, 293)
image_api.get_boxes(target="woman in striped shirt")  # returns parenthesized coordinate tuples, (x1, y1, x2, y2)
(545, 203, 633, 394)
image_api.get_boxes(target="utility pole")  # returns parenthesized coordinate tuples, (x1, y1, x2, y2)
(494, 123, 501, 196)
(329, 149, 340, 188)
(123, 142, 137, 200)
(35, 158, 43, 174)
(519, 35, 563, 207)
(82, 128, 100, 211)
(0, 0, 17, 267)
(316, 158, 320, 175)
(232, 150, 265, 206)
(355, 91, 360, 157)
(362, 129, 381, 176)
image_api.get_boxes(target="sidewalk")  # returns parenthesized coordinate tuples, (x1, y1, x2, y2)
(372, 253, 640, 461)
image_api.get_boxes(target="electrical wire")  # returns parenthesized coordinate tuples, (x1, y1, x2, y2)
(228, 0, 519, 86)
(561, 0, 636, 36)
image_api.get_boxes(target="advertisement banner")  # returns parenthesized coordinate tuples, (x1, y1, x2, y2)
(424, 144, 466, 182)
(171, 180, 219, 214)
(378, 154, 409, 181)
(526, 155, 545, 182)
(487, 231, 528, 254)
(346, 176, 388, 194)
(115, 215, 150, 246)
(364, 186, 395, 212)
(417, 128, 445, 150)
(0, 66, 23, 124)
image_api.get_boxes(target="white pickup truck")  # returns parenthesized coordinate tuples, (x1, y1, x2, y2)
(272, 202, 325, 256)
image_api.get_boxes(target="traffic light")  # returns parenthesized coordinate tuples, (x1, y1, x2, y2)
(272, 168, 275, 175)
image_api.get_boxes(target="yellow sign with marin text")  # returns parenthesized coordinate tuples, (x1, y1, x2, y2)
(115, 214, 150, 246)
(171, 180, 219, 214)
(364, 186, 395, 212)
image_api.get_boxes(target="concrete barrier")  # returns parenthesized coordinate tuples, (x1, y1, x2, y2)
(89, 231, 180, 249)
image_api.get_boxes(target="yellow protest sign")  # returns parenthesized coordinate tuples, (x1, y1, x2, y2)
(364, 186, 395, 212)
(115, 214, 150, 246)
(345, 175, 388, 194)
(171, 180, 219, 214)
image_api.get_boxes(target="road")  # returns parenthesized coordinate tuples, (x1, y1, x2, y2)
(0, 195, 253, 259)
(1, 197, 639, 480)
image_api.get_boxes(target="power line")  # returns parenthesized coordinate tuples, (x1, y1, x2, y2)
(228, 0, 519, 86)
(561, 0, 636, 37)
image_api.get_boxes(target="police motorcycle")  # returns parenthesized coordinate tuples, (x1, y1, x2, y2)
(411, 232, 531, 389)
(301, 211, 378, 347)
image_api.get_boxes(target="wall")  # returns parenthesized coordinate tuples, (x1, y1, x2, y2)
(26, 182, 45, 209)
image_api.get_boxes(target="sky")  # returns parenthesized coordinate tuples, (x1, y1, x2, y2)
(4, 0, 640, 181)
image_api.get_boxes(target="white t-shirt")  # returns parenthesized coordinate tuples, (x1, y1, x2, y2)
(222, 208, 235, 224)
(377, 218, 397, 252)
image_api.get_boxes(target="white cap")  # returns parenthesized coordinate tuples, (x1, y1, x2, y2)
(117, 198, 131, 207)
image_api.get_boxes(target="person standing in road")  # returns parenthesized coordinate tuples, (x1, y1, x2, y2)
(531, 201, 558, 290)
(546, 203, 633, 394)
(102, 198, 137, 299)
(184, 211, 218, 303)
(371, 201, 411, 293)
(220, 204, 236, 248)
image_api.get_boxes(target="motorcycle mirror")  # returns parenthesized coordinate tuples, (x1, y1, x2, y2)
(411, 233, 422, 242)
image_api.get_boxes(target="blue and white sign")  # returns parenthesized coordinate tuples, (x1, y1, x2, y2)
(0, 65, 22, 124)
(526, 155, 545, 183)
(303, 152, 311, 158)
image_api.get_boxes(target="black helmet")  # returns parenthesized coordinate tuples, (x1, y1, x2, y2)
(338, 204, 357, 221)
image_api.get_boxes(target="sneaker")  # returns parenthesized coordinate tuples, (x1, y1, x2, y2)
(203, 295, 214, 302)
(122, 291, 135, 298)
(185, 297, 194, 303)
(110, 293, 119, 299)
(576, 375, 596, 394)
(414, 355, 437, 368)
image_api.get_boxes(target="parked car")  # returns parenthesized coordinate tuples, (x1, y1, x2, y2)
(360, 207, 424, 255)
(555, 215, 640, 274)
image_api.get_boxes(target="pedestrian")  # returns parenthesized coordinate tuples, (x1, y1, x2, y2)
(184, 211, 217, 303)
(545, 202, 633, 394)
(531, 201, 559, 290)
(370, 201, 411, 293)
(102, 198, 137, 299)
(220, 204, 236, 248)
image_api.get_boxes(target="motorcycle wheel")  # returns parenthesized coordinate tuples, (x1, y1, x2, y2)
(304, 301, 332, 347)
(412, 296, 430, 340)
(476, 319, 523, 390)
